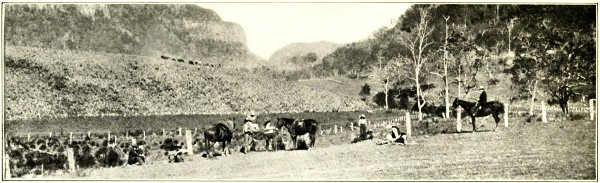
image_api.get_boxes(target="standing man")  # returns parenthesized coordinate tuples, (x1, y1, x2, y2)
(242, 111, 258, 153)
(357, 114, 369, 139)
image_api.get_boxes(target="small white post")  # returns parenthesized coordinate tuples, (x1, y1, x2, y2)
(126, 131, 129, 139)
(334, 125, 338, 134)
(405, 112, 412, 139)
(178, 127, 182, 137)
(590, 99, 595, 121)
(162, 128, 166, 137)
(185, 130, 193, 155)
(143, 131, 146, 140)
(542, 101, 548, 123)
(48, 131, 52, 137)
(108, 131, 111, 140)
(87, 131, 91, 137)
(66, 148, 76, 173)
(340, 125, 343, 133)
(27, 133, 31, 141)
(69, 132, 73, 144)
(504, 104, 509, 128)
(456, 108, 462, 132)
(5, 154, 11, 179)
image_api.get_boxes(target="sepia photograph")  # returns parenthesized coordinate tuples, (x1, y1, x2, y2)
(1, 2, 597, 180)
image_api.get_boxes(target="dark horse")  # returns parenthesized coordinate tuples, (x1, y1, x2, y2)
(275, 117, 318, 150)
(451, 98, 505, 132)
(551, 85, 573, 114)
(203, 121, 234, 157)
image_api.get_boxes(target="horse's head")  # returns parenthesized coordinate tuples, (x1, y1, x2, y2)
(275, 118, 286, 130)
(451, 98, 460, 109)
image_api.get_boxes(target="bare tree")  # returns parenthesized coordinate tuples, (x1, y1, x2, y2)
(397, 7, 435, 121)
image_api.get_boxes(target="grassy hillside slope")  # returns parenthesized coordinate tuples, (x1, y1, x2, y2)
(4, 4, 263, 66)
(4, 46, 368, 120)
(267, 41, 340, 70)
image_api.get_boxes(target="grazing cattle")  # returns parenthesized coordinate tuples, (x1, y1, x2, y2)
(160, 55, 170, 59)
(177, 59, 184, 62)
(188, 61, 194, 65)
(171, 58, 176, 61)
(203, 121, 234, 157)
(451, 98, 505, 132)
(275, 118, 318, 150)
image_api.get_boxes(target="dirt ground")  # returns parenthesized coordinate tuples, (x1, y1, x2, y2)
(32, 118, 596, 180)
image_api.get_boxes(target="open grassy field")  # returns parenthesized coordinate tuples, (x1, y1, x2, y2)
(30, 116, 596, 180)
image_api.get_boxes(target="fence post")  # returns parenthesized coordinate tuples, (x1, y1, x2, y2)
(340, 125, 343, 133)
(69, 132, 73, 144)
(162, 128, 166, 137)
(87, 131, 91, 137)
(504, 104, 509, 128)
(5, 154, 11, 179)
(350, 122, 354, 131)
(178, 127, 182, 137)
(185, 130, 193, 155)
(108, 131, 111, 141)
(542, 101, 547, 123)
(48, 131, 52, 137)
(143, 131, 146, 140)
(334, 125, 338, 134)
(27, 133, 31, 141)
(405, 112, 412, 139)
(456, 108, 462, 132)
(66, 148, 76, 173)
(590, 99, 595, 121)
(126, 131, 129, 139)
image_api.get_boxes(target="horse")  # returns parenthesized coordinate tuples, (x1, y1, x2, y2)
(553, 85, 573, 114)
(275, 117, 318, 150)
(203, 120, 234, 157)
(451, 98, 505, 132)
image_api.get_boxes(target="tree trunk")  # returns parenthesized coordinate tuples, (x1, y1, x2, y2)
(416, 69, 423, 121)
(529, 80, 538, 115)
(384, 77, 389, 109)
(444, 15, 450, 118)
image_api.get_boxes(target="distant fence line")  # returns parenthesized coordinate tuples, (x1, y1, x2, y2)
(4, 108, 374, 121)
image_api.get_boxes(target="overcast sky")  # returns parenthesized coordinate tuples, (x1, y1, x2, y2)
(198, 3, 412, 59)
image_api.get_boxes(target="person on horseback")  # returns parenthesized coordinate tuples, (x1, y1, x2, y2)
(471, 86, 487, 115)
(263, 117, 277, 151)
(357, 114, 369, 139)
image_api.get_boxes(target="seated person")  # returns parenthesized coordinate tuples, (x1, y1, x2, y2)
(127, 144, 145, 165)
(384, 126, 407, 144)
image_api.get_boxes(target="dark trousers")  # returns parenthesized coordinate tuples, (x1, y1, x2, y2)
(359, 124, 367, 137)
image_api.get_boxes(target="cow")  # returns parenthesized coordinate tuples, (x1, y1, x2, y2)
(160, 55, 170, 60)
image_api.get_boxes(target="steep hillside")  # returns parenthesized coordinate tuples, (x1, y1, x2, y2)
(4, 46, 368, 120)
(4, 4, 263, 66)
(268, 41, 340, 70)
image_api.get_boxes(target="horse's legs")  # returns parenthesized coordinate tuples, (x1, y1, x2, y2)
(309, 134, 316, 150)
(223, 141, 229, 156)
(493, 114, 500, 131)
(205, 138, 212, 158)
(292, 136, 297, 150)
(471, 117, 477, 132)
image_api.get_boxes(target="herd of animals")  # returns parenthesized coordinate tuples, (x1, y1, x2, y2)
(160, 55, 223, 68)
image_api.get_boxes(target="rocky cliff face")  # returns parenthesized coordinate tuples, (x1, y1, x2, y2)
(4, 4, 259, 65)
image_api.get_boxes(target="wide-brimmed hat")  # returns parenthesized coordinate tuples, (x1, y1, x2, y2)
(479, 86, 485, 90)
(359, 114, 366, 119)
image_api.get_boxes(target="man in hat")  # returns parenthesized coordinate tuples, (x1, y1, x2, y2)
(357, 114, 369, 139)
(472, 86, 487, 115)
(242, 111, 258, 153)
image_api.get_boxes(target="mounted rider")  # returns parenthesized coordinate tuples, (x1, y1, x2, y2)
(471, 86, 487, 115)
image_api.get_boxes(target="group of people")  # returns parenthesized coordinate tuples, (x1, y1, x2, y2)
(242, 111, 278, 152)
